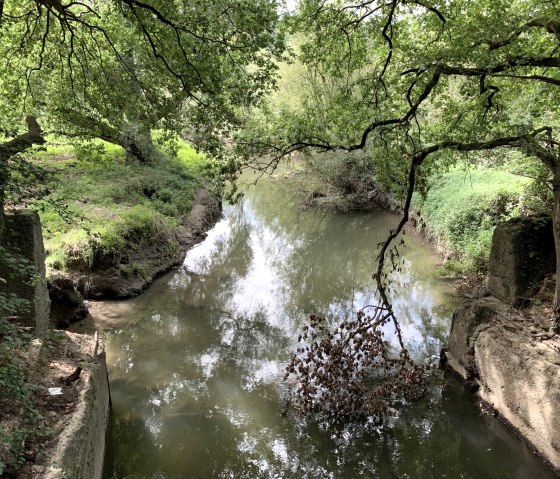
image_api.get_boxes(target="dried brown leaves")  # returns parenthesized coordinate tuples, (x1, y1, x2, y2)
(284, 306, 428, 423)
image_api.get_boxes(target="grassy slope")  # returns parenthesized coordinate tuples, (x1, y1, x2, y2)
(32, 139, 215, 274)
(413, 166, 535, 273)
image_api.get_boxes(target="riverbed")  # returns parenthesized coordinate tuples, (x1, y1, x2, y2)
(76, 173, 557, 478)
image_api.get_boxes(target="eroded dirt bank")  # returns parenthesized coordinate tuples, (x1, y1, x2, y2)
(70, 188, 221, 299)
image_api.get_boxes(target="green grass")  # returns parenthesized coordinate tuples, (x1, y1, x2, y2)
(30, 137, 215, 272)
(414, 166, 534, 273)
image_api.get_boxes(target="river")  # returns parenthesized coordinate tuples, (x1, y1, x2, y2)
(76, 171, 557, 478)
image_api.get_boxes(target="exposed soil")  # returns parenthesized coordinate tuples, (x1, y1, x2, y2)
(55, 187, 222, 300)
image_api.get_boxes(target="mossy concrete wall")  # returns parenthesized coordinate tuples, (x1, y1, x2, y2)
(0, 210, 50, 336)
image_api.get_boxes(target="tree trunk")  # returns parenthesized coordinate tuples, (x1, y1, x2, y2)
(551, 175, 560, 334)
(0, 116, 46, 239)
(120, 124, 156, 164)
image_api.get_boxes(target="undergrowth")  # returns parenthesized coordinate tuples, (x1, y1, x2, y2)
(29, 137, 216, 272)
(0, 318, 45, 475)
(0, 250, 46, 475)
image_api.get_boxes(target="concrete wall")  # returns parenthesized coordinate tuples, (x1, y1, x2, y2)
(446, 297, 560, 472)
(475, 321, 560, 471)
(487, 216, 555, 306)
(37, 333, 111, 479)
(0, 211, 50, 336)
(0, 211, 111, 478)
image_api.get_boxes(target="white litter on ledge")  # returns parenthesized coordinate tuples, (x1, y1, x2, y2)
(48, 387, 63, 396)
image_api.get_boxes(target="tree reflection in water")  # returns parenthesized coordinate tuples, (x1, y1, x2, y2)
(98, 174, 556, 479)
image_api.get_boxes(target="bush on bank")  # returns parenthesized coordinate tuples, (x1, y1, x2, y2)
(30, 137, 216, 273)
(301, 148, 552, 274)
(413, 164, 551, 274)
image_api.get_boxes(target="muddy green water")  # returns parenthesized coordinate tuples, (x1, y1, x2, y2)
(83, 174, 557, 478)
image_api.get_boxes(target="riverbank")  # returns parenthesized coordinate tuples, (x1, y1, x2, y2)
(411, 166, 549, 274)
(59, 187, 221, 299)
(0, 138, 223, 477)
(32, 139, 221, 301)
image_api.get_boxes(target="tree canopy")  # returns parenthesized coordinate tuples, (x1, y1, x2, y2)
(0, 0, 285, 161)
(243, 0, 560, 332)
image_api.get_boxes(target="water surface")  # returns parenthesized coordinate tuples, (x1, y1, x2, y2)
(81, 174, 556, 478)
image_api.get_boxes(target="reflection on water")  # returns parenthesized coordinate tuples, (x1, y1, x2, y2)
(82, 174, 557, 478)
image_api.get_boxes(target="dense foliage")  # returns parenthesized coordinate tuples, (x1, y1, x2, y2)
(415, 166, 541, 272)
(0, 1, 285, 158)
(2, 0, 560, 435)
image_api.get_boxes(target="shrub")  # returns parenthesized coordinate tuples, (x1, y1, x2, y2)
(414, 167, 530, 272)
(307, 150, 376, 196)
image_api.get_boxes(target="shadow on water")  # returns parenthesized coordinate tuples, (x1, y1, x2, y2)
(82, 172, 557, 479)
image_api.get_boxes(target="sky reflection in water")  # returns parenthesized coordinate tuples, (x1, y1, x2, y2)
(96, 176, 557, 479)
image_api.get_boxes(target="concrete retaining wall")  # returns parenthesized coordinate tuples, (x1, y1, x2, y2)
(34, 333, 111, 479)
(446, 297, 560, 472)
(0, 211, 50, 336)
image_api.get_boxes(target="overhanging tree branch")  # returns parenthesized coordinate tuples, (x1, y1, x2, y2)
(372, 127, 559, 335)
(0, 116, 46, 161)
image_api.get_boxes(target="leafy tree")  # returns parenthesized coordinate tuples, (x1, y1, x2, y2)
(247, 0, 560, 333)
(0, 1, 285, 162)
(232, 0, 560, 420)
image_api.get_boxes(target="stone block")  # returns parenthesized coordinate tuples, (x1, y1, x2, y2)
(487, 216, 555, 305)
(447, 296, 505, 379)
(0, 211, 50, 336)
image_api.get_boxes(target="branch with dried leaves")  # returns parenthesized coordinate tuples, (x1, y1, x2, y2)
(284, 309, 428, 423)
(282, 126, 557, 422)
